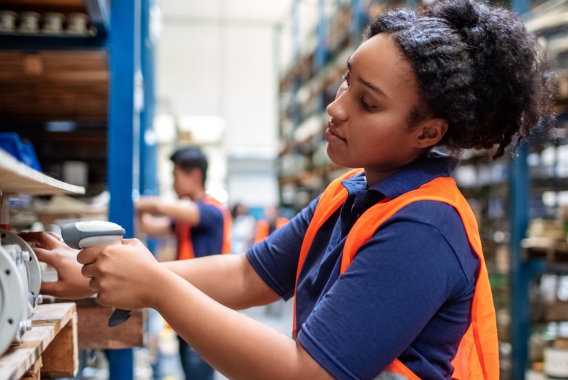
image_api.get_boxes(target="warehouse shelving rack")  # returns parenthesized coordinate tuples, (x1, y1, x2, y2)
(0, 0, 158, 378)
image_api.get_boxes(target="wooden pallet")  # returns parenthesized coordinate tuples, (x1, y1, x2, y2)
(0, 302, 78, 380)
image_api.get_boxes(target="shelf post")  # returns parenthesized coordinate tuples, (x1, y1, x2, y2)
(140, 0, 158, 197)
(107, 1, 142, 378)
(108, 0, 142, 240)
(508, 145, 540, 380)
(508, 1, 533, 379)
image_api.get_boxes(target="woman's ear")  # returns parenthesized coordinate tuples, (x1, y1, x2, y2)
(415, 118, 448, 148)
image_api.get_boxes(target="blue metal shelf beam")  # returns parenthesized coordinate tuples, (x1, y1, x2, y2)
(508, 0, 537, 378)
(108, 0, 139, 241)
(140, 0, 158, 197)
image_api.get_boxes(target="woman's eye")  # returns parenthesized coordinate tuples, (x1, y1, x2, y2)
(362, 99, 376, 110)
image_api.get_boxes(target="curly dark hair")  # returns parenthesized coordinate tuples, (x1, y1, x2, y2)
(364, 0, 556, 159)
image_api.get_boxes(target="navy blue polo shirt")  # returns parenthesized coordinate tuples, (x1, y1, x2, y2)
(174, 199, 225, 258)
(246, 153, 479, 380)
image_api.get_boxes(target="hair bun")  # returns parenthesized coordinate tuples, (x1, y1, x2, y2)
(427, 0, 480, 36)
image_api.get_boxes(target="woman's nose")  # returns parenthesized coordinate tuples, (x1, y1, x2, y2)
(326, 95, 348, 122)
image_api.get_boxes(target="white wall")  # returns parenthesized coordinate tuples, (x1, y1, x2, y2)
(156, 0, 291, 207)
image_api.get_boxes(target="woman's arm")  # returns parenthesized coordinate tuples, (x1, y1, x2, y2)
(161, 253, 280, 310)
(20, 232, 279, 310)
(78, 240, 334, 380)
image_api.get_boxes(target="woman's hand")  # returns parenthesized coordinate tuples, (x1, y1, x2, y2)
(77, 239, 169, 310)
(19, 232, 94, 299)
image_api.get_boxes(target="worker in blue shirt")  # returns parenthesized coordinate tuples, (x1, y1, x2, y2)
(23, 0, 554, 378)
(136, 147, 231, 380)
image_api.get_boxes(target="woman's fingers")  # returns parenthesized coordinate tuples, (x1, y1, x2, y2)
(89, 278, 100, 293)
(77, 247, 100, 265)
(20, 231, 63, 249)
(32, 247, 60, 267)
(81, 262, 98, 279)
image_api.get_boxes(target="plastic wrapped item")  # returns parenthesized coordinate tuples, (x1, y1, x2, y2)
(0, 11, 17, 33)
(18, 12, 41, 34)
(0, 133, 42, 172)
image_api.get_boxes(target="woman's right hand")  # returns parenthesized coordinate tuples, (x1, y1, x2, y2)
(20, 232, 94, 299)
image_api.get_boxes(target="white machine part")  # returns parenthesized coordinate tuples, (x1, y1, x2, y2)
(0, 229, 42, 317)
(0, 244, 29, 356)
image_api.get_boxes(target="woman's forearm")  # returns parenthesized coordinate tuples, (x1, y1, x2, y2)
(152, 272, 332, 380)
(161, 253, 279, 310)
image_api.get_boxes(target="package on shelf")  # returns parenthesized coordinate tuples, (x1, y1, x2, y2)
(528, 218, 565, 240)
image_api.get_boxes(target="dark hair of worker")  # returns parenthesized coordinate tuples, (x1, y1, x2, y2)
(170, 147, 208, 185)
(364, 0, 555, 159)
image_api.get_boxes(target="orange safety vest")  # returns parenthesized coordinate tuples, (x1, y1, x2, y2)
(293, 169, 499, 380)
(176, 196, 232, 260)
(254, 217, 289, 244)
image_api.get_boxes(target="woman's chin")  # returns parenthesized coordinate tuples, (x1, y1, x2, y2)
(326, 147, 356, 169)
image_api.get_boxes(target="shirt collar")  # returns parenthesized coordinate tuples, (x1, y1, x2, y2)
(341, 152, 460, 200)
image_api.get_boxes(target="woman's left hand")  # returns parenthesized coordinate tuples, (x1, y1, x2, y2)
(77, 239, 168, 310)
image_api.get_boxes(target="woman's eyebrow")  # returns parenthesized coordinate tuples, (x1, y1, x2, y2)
(359, 77, 387, 97)
(347, 56, 388, 98)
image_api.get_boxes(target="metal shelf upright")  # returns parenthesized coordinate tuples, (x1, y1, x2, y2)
(0, 0, 158, 378)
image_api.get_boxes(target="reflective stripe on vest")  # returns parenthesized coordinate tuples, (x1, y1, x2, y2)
(176, 196, 232, 260)
(293, 169, 499, 380)
(255, 218, 289, 244)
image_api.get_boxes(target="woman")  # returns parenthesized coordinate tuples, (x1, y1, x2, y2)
(24, 0, 555, 378)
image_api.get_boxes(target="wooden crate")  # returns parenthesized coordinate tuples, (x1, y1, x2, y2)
(0, 302, 78, 380)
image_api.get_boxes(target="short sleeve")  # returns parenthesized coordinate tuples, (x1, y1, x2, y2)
(297, 216, 475, 380)
(246, 195, 321, 300)
(196, 202, 224, 230)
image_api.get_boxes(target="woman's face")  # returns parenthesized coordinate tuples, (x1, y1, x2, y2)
(326, 34, 430, 178)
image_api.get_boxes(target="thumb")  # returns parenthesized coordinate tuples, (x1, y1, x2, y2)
(40, 281, 65, 297)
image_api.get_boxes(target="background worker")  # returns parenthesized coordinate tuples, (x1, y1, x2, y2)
(136, 146, 231, 380)
(254, 205, 288, 244)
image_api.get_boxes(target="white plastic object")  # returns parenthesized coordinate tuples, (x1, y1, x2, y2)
(0, 229, 42, 316)
(78, 235, 123, 248)
(0, 245, 27, 356)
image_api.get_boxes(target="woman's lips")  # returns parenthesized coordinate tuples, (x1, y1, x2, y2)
(325, 127, 346, 143)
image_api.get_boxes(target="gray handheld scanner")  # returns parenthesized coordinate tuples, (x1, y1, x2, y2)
(62, 221, 132, 327)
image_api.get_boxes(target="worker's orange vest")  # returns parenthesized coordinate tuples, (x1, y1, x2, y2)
(254, 217, 289, 244)
(176, 196, 232, 260)
(293, 169, 499, 380)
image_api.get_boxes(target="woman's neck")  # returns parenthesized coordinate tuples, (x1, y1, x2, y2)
(364, 168, 401, 188)
(364, 152, 429, 188)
